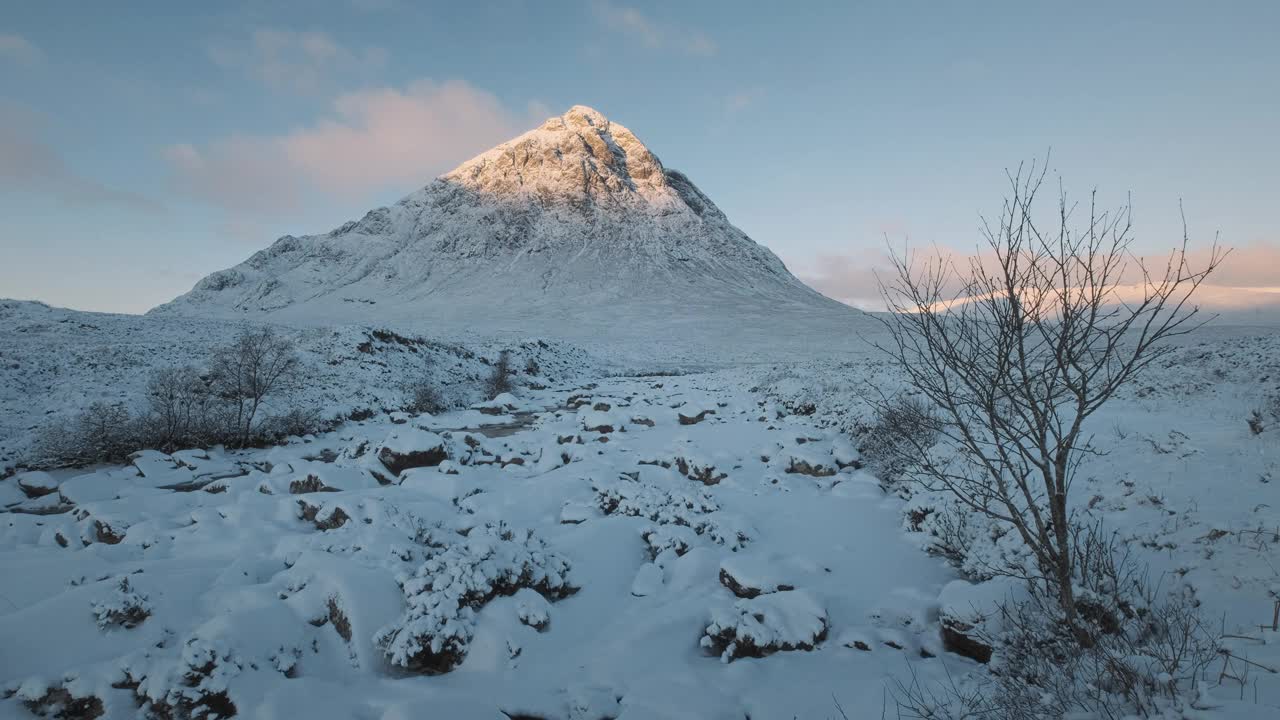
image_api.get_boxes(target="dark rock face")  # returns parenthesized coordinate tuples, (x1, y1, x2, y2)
(678, 409, 713, 425)
(940, 617, 993, 663)
(378, 445, 448, 476)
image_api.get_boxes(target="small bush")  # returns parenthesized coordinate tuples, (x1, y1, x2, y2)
(263, 407, 326, 440)
(137, 365, 218, 452)
(34, 402, 138, 467)
(855, 394, 940, 487)
(403, 376, 446, 414)
(895, 524, 1220, 720)
(209, 327, 301, 447)
(29, 328, 316, 468)
(485, 350, 513, 399)
(92, 577, 151, 630)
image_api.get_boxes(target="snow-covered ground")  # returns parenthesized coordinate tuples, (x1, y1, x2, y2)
(755, 326, 1280, 717)
(3, 302, 1279, 718)
(2, 372, 960, 719)
(0, 299, 602, 472)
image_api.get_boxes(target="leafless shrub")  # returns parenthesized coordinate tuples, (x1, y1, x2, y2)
(403, 376, 446, 414)
(138, 365, 218, 452)
(485, 350, 514, 399)
(855, 394, 941, 488)
(209, 327, 300, 447)
(263, 406, 326, 440)
(33, 402, 137, 466)
(888, 660, 994, 719)
(874, 159, 1224, 637)
(894, 525, 1219, 720)
(978, 574, 1218, 717)
(923, 501, 980, 573)
(30, 327, 315, 467)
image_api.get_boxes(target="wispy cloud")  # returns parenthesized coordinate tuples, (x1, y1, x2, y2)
(591, 1, 716, 56)
(0, 103, 158, 212)
(209, 28, 388, 93)
(726, 88, 765, 113)
(0, 32, 42, 64)
(790, 251, 894, 311)
(794, 242, 1280, 313)
(164, 79, 537, 215)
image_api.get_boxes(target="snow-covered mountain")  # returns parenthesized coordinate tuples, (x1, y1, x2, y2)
(152, 105, 862, 348)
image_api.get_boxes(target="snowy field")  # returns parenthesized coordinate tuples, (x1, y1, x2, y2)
(2, 372, 957, 719)
(2, 308, 1279, 718)
(0, 300, 602, 472)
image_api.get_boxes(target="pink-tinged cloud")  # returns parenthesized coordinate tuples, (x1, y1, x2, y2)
(164, 79, 535, 214)
(281, 80, 521, 196)
(795, 242, 1280, 313)
(0, 33, 41, 64)
(209, 28, 387, 93)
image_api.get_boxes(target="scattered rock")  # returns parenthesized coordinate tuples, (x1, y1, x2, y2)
(15, 471, 59, 498)
(298, 500, 351, 531)
(289, 475, 339, 494)
(328, 596, 353, 642)
(377, 428, 449, 475)
(678, 409, 713, 425)
(718, 555, 794, 599)
(701, 590, 828, 661)
(18, 685, 104, 720)
(95, 520, 125, 545)
(675, 457, 727, 486)
(940, 617, 992, 663)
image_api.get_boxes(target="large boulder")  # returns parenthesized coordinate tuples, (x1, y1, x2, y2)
(15, 471, 59, 498)
(936, 578, 1023, 664)
(377, 428, 449, 476)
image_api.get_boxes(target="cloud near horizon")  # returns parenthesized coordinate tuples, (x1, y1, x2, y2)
(164, 79, 540, 216)
(794, 242, 1280, 312)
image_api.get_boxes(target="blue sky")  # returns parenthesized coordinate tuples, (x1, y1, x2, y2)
(2, 1, 1277, 312)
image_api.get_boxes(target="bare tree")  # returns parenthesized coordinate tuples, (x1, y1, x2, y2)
(873, 161, 1224, 641)
(210, 327, 300, 447)
(141, 366, 215, 452)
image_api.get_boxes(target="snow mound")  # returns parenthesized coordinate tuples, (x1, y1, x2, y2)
(375, 523, 575, 674)
(701, 590, 829, 662)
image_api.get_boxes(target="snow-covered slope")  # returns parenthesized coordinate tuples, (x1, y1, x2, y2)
(151, 105, 864, 350)
(0, 299, 600, 471)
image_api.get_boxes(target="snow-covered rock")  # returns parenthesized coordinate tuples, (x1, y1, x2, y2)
(718, 554, 794, 598)
(375, 523, 575, 674)
(14, 471, 58, 498)
(377, 428, 448, 476)
(701, 590, 829, 662)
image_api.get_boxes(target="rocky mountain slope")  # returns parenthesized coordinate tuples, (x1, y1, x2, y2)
(152, 106, 864, 351)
